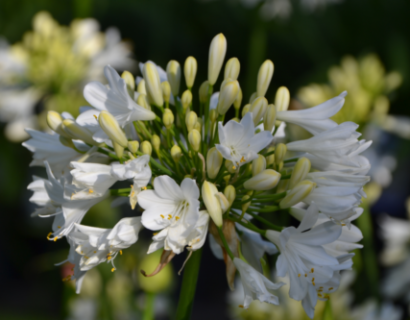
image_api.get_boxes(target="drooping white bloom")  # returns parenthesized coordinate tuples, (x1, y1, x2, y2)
(266, 203, 344, 318)
(186, 210, 210, 251)
(22, 129, 83, 177)
(233, 258, 284, 309)
(138, 176, 200, 254)
(216, 113, 273, 167)
(83, 65, 156, 126)
(28, 176, 61, 217)
(69, 217, 142, 272)
(277, 91, 346, 135)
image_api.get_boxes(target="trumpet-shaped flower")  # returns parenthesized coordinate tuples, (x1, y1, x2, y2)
(186, 210, 210, 251)
(216, 113, 273, 168)
(138, 176, 200, 254)
(84, 65, 156, 126)
(233, 258, 284, 309)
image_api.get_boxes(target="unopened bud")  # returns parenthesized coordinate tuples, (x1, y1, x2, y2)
(137, 94, 151, 110)
(207, 147, 223, 179)
(151, 134, 161, 152)
(137, 79, 147, 95)
(98, 111, 128, 147)
(275, 143, 287, 166)
(276, 179, 289, 194)
(244, 169, 281, 191)
(194, 120, 202, 132)
(188, 129, 201, 152)
(128, 141, 139, 153)
(113, 142, 124, 159)
(224, 185, 236, 206)
(275, 86, 290, 112)
(257, 59, 274, 97)
(266, 146, 275, 166)
(143, 62, 164, 107)
(289, 157, 311, 189)
(249, 92, 257, 104)
(264, 104, 276, 132)
(166, 60, 181, 96)
(223, 175, 231, 185)
(62, 119, 94, 145)
(141, 141, 152, 156)
(184, 56, 197, 89)
(199, 81, 210, 103)
(216, 192, 230, 213)
(241, 195, 251, 215)
(242, 104, 251, 117)
(163, 109, 174, 129)
(171, 145, 182, 163)
(252, 155, 266, 176)
(279, 180, 316, 209)
(161, 81, 171, 104)
(186, 111, 198, 132)
(217, 80, 240, 115)
(202, 181, 223, 227)
(233, 88, 242, 110)
(59, 135, 74, 148)
(210, 109, 218, 123)
(208, 33, 227, 86)
(181, 90, 193, 110)
(250, 96, 268, 126)
(121, 71, 135, 97)
(224, 57, 240, 80)
(225, 160, 237, 173)
(47, 111, 66, 136)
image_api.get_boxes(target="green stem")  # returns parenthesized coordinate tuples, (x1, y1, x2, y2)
(217, 227, 235, 260)
(245, 211, 282, 231)
(142, 292, 156, 320)
(110, 188, 131, 196)
(175, 249, 202, 320)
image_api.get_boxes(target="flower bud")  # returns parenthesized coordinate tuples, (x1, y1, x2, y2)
(289, 157, 311, 189)
(194, 120, 202, 132)
(244, 169, 281, 191)
(217, 80, 240, 115)
(279, 180, 316, 209)
(184, 56, 197, 89)
(225, 160, 237, 173)
(166, 60, 181, 96)
(210, 109, 218, 123)
(98, 111, 128, 147)
(202, 181, 223, 227)
(224, 185, 236, 206)
(113, 141, 124, 159)
(250, 96, 268, 126)
(59, 135, 75, 148)
(263, 104, 276, 133)
(275, 143, 287, 165)
(276, 179, 289, 194)
(199, 81, 210, 103)
(47, 111, 67, 136)
(257, 59, 274, 97)
(186, 111, 198, 132)
(137, 79, 147, 95)
(241, 195, 251, 215)
(224, 57, 240, 80)
(137, 94, 151, 110)
(128, 141, 139, 153)
(151, 134, 161, 152)
(233, 88, 242, 110)
(121, 71, 135, 96)
(275, 86, 290, 112)
(266, 146, 275, 166)
(252, 155, 266, 177)
(143, 62, 164, 107)
(181, 90, 193, 111)
(241, 104, 251, 117)
(188, 129, 201, 152)
(208, 33, 227, 86)
(141, 141, 152, 156)
(171, 145, 182, 163)
(216, 192, 230, 213)
(62, 119, 95, 145)
(223, 175, 231, 185)
(163, 109, 174, 129)
(207, 147, 223, 179)
(249, 92, 257, 104)
(161, 81, 171, 104)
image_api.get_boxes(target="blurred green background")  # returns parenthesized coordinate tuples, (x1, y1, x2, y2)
(1, 0, 410, 319)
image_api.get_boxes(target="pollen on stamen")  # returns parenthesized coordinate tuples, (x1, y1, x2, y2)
(93, 114, 98, 120)
(176, 216, 180, 221)
(298, 274, 301, 277)
(93, 251, 96, 254)
(47, 232, 52, 240)
(232, 166, 236, 170)
(53, 237, 58, 242)
(88, 189, 94, 194)
(120, 250, 123, 255)
(238, 305, 244, 309)
(240, 156, 246, 163)
(142, 186, 147, 190)
(312, 277, 315, 283)
(160, 214, 165, 219)
(167, 214, 172, 220)
(57, 226, 61, 229)
(311, 268, 314, 273)
(111, 268, 115, 272)
(304, 274, 307, 277)
(328, 287, 333, 290)
(153, 232, 158, 236)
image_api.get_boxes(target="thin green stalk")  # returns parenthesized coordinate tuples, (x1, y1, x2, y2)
(217, 227, 235, 260)
(245, 211, 282, 231)
(142, 292, 156, 320)
(110, 188, 131, 196)
(175, 249, 202, 320)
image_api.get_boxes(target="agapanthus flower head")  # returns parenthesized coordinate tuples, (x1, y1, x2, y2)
(24, 33, 369, 318)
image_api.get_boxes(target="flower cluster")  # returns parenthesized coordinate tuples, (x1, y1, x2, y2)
(25, 33, 370, 318)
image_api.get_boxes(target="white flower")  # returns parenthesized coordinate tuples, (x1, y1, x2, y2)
(22, 129, 83, 177)
(83, 65, 156, 126)
(138, 176, 200, 254)
(380, 215, 410, 266)
(69, 217, 142, 272)
(276, 91, 346, 135)
(28, 176, 60, 217)
(266, 203, 344, 318)
(233, 258, 284, 309)
(186, 210, 210, 251)
(216, 113, 273, 167)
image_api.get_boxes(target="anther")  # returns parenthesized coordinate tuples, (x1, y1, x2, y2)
(111, 268, 115, 272)
(93, 115, 98, 119)
(54, 237, 58, 242)
(175, 216, 180, 221)
(304, 274, 307, 277)
(311, 268, 314, 273)
(120, 250, 123, 255)
(238, 305, 244, 308)
(57, 226, 61, 229)
(88, 189, 94, 194)
(160, 214, 165, 218)
(328, 287, 333, 290)
(47, 232, 52, 240)
(298, 274, 301, 277)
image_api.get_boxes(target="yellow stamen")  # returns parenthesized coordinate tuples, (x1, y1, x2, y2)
(160, 214, 165, 218)
(54, 237, 58, 242)
(175, 216, 180, 221)
(311, 268, 314, 273)
(328, 287, 333, 290)
(298, 274, 301, 277)
(142, 186, 147, 190)
(93, 115, 98, 120)
(240, 156, 246, 163)
(168, 214, 172, 220)
(93, 251, 96, 254)
(304, 274, 307, 277)
(312, 277, 315, 283)
(238, 305, 244, 308)
(232, 166, 236, 170)
(84, 255, 89, 259)
(47, 232, 52, 240)
(120, 250, 123, 255)
(88, 189, 94, 194)
(57, 226, 61, 229)
(153, 232, 158, 236)
(111, 268, 115, 272)
(318, 293, 323, 297)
